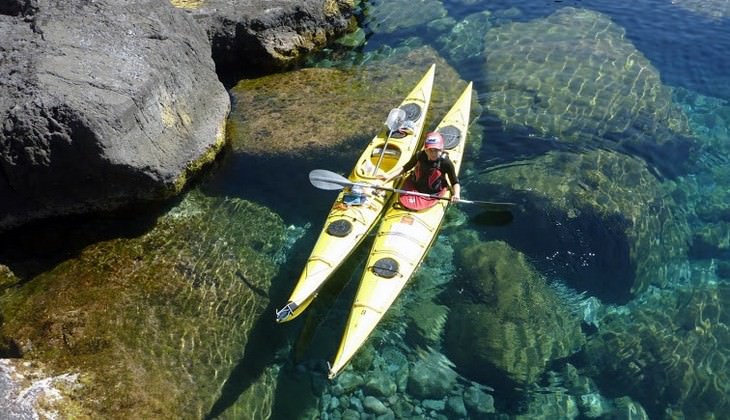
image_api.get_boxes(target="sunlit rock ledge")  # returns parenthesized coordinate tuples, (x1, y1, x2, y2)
(0, 0, 354, 232)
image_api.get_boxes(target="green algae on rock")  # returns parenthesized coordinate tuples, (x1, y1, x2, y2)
(483, 7, 695, 174)
(586, 283, 730, 418)
(444, 237, 585, 384)
(227, 46, 480, 161)
(477, 148, 690, 298)
(0, 190, 289, 418)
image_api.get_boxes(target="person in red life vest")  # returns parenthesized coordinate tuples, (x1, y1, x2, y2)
(379, 131, 460, 210)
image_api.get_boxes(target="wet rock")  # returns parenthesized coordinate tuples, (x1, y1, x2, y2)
(609, 396, 649, 420)
(462, 385, 495, 416)
(362, 0, 447, 35)
(342, 408, 361, 420)
(226, 46, 473, 161)
(336, 371, 365, 393)
(444, 239, 585, 384)
(436, 10, 493, 63)
(446, 395, 468, 417)
(175, 0, 356, 77)
(0, 190, 289, 418)
(363, 395, 389, 415)
(586, 283, 730, 418)
(364, 370, 397, 398)
(0, 0, 229, 231)
(521, 391, 580, 419)
(406, 354, 457, 400)
(483, 7, 696, 177)
(477, 148, 691, 299)
(671, 0, 730, 20)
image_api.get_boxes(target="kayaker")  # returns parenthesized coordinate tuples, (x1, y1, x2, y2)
(379, 131, 461, 209)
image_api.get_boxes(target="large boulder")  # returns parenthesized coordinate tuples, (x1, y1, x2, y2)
(174, 0, 357, 77)
(0, 189, 290, 417)
(0, 0, 230, 232)
(444, 237, 585, 385)
(483, 7, 696, 177)
(586, 283, 730, 418)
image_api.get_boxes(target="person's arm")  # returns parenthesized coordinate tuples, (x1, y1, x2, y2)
(444, 158, 461, 202)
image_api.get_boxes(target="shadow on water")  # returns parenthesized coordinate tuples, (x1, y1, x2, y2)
(199, 141, 372, 227)
(468, 190, 635, 304)
(0, 201, 174, 284)
(204, 228, 370, 419)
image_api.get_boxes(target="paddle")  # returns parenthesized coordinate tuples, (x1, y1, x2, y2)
(371, 108, 407, 175)
(309, 169, 516, 212)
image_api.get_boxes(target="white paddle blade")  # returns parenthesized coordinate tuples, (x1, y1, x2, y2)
(309, 169, 353, 190)
(385, 108, 406, 131)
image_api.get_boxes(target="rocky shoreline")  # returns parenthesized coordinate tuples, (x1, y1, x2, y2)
(0, 0, 354, 232)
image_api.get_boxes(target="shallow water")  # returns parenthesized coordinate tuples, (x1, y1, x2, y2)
(2, 0, 730, 419)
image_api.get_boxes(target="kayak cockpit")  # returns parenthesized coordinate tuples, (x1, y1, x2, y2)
(359, 144, 402, 177)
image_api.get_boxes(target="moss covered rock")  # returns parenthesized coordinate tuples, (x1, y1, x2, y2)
(483, 7, 695, 175)
(444, 239, 585, 384)
(586, 283, 730, 418)
(0, 190, 288, 418)
(227, 46, 478, 161)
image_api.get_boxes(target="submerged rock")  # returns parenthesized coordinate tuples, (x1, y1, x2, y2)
(671, 0, 730, 20)
(0, 190, 289, 418)
(227, 46, 476, 161)
(444, 238, 585, 385)
(362, 0, 447, 35)
(483, 7, 696, 177)
(477, 148, 690, 299)
(586, 283, 730, 419)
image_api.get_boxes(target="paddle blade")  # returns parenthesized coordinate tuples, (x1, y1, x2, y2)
(385, 108, 406, 131)
(309, 169, 354, 190)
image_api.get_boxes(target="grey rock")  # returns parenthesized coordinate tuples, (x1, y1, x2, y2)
(364, 370, 397, 398)
(180, 0, 355, 76)
(0, 0, 356, 231)
(0, 0, 229, 231)
(363, 395, 389, 416)
(463, 385, 495, 416)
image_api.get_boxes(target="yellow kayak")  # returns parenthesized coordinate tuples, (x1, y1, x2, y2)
(276, 65, 436, 323)
(328, 81, 473, 378)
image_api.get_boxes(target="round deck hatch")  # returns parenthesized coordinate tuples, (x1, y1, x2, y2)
(372, 257, 399, 278)
(327, 219, 352, 237)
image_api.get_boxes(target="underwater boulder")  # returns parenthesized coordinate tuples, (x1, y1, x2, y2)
(227, 46, 472, 162)
(483, 7, 696, 177)
(476, 148, 690, 300)
(671, 0, 730, 20)
(444, 239, 585, 385)
(585, 283, 730, 419)
(0, 190, 289, 418)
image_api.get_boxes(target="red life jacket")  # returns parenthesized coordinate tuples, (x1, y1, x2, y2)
(412, 154, 445, 194)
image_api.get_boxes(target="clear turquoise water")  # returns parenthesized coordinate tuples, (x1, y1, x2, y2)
(3, 1, 729, 419)
(205, 1, 730, 419)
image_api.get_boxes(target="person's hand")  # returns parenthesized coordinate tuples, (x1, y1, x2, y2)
(450, 194, 461, 203)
